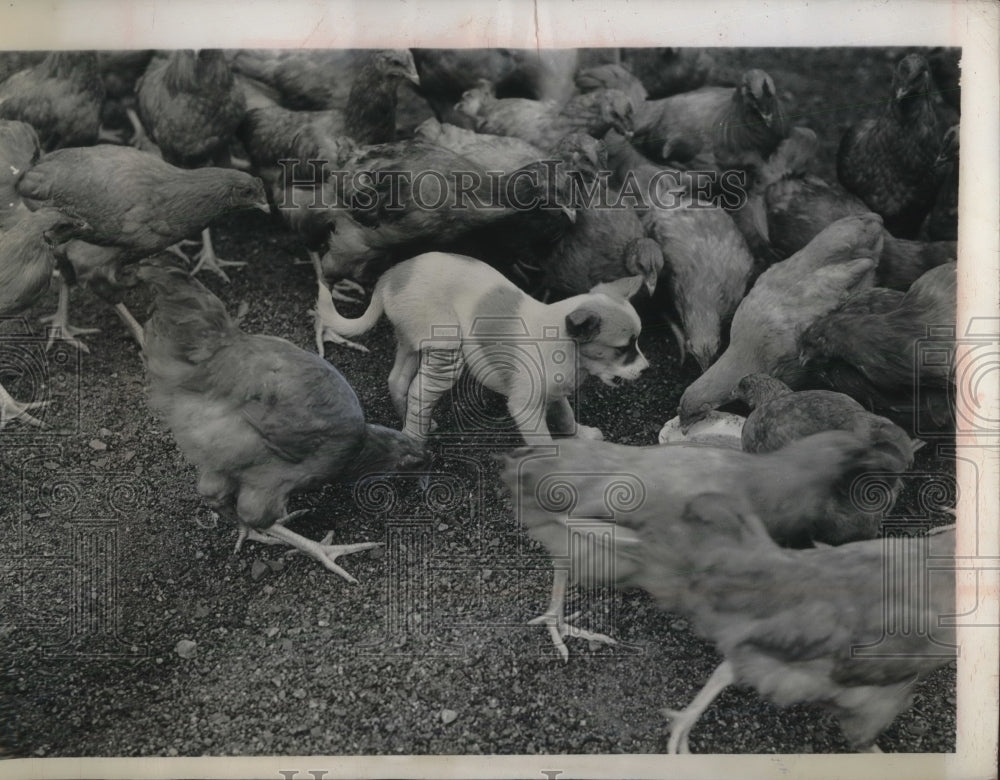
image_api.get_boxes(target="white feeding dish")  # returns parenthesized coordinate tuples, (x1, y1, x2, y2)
(658, 411, 746, 450)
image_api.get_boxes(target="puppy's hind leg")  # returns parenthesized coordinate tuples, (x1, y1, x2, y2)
(389, 345, 421, 424)
(403, 349, 464, 440)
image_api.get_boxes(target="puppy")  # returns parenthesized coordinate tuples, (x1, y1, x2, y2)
(317, 251, 649, 442)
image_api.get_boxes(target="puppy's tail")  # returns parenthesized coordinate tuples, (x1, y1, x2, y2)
(317, 278, 386, 337)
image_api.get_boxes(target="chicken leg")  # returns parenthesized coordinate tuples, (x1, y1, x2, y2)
(0, 382, 48, 430)
(663, 660, 735, 753)
(189, 228, 246, 282)
(233, 510, 382, 584)
(39, 272, 99, 353)
(528, 568, 618, 662)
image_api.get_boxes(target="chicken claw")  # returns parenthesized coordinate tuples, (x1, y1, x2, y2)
(189, 228, 246, 282)
(530, 569, 617, 661)
(233, 510, 382, 583)
(40, 275, 98, 353)
(663, 660, 735, 754)
(0, 383, 48, 430)
(313, 312, 370, 355)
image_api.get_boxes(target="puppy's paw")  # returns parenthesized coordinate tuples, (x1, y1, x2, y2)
(574, 424, 604, 441)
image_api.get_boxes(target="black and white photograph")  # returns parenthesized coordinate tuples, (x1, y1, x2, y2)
(0, 1, 997, 778)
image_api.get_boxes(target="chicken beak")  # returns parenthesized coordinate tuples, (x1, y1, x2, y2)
(645, 274, 657, 297)
(798, 351, 811, 367)
(760, 112, 773, 127)
(254, 200, 272, 213)
(561, 205, 577, 223)
(405, 69, 421, 88)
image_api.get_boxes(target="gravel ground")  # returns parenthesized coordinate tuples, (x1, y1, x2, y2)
(0, 47, 957, 759)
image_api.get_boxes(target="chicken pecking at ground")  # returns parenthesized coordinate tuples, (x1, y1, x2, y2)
(677, 214, 884, 429)
(16, 144, 267, 350)
(455, 79, 634, 152)
(0, 208, 90, 428)
(501, 429, 893, 660)
(659, 494, 955, 753)
(136, 256, 427, 580)
(0, 52, 105, 151)
(798, 262, 956, 432)
(742, 127, 956, 290)
(135, 49, 249, 280)
(601, 130, 755, 372)
(837, 53, 945, 239)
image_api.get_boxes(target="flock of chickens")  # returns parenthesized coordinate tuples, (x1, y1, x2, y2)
(0, 46, 960, 754)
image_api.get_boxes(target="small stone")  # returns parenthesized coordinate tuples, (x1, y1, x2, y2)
(174, 639, 197, 659)
(194, 550, 204, 560)
(121, 450, 136, 463)
(670, 618, 689, 631)
(292, 688, 307, 699)
(88, 439, 107, 451)
(437, 523, 449, 531)
(251, 561, 269, 581)
(99, 428, 112, 438)
(440, 708, 458, 725)
(280, 639, 293, 652)
(488, 697, 499, 708)
(265, 627, 280, 638)
(317, 620, 329, 627)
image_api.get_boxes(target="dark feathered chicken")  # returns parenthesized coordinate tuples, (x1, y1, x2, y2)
(17, 144, 266, 349)
(799, 262, 956, 431)
(0, 119, 40, 231)
(135, 49, 249, 280)
(0, 52, 105, 151)
(735, 373, 919, 544)
(230, 49, 356, 111)
(620, 48, 738, 98)
(0, 208, 89, 427)
(743, 127, 957, 290)
(138, 257, 426, 579)
(660, 494, 955, 753)
(678, 214, 883, 428)
(501, 429, 893, 660)
(97, 50, 155, 138)
(837, 53, 944, 239)
(455, 80, 634, 151)
(921, 124, 959, 242)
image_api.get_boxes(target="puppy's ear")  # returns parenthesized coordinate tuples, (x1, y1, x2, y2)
(591, 275, 644, 301)
(565, 308, 602, 343)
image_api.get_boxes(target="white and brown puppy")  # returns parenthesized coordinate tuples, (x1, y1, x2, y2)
(316, 252, 648, 442)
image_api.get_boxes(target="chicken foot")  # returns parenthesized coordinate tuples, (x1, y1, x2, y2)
(39, 272, 99, 353)
(529, 568, 618, 662)
(189, 228, 246, 282)
(303, 250, 365, 303)
(234, 510, 382, 584)
(663, 660, 735, 753)
(311, 252, 370, 354)
(0, 382, 48, 430)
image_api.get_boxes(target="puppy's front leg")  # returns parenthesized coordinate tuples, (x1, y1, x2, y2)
(403, 348, 464, 440)
(545, 396, 604, 441)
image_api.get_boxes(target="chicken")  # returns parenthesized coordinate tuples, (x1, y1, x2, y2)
(97, 50, 155, 140)
(413, 118, 545, 171)
(604, 131, 754, 371)
(596, 69, 786, 170)
(0, 208, 89, 427)
(137, 257, 427, 579)
(531, 135, 662, 300)
(0, 52, 105, 151)
(735, 373, 919, 543)
(743, 127, 956, 290)
(230, 49, 356, 111)
(501, 429, 893, 660)
(678, 214, 883, 428)
(17, 144, 267, 349)
(0, 119, 40, 231)
(660, 494, 955, 753)
(837, 53, 944, 239)
(921, 124, 959, 242)
(798, 263, 956, 430)
(239, 49, 419, 167)
(573, 64, 649, 111)
(135, 49, 249, 280)
(412, 48, 578, 126)
(455, 80, 634, 151)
